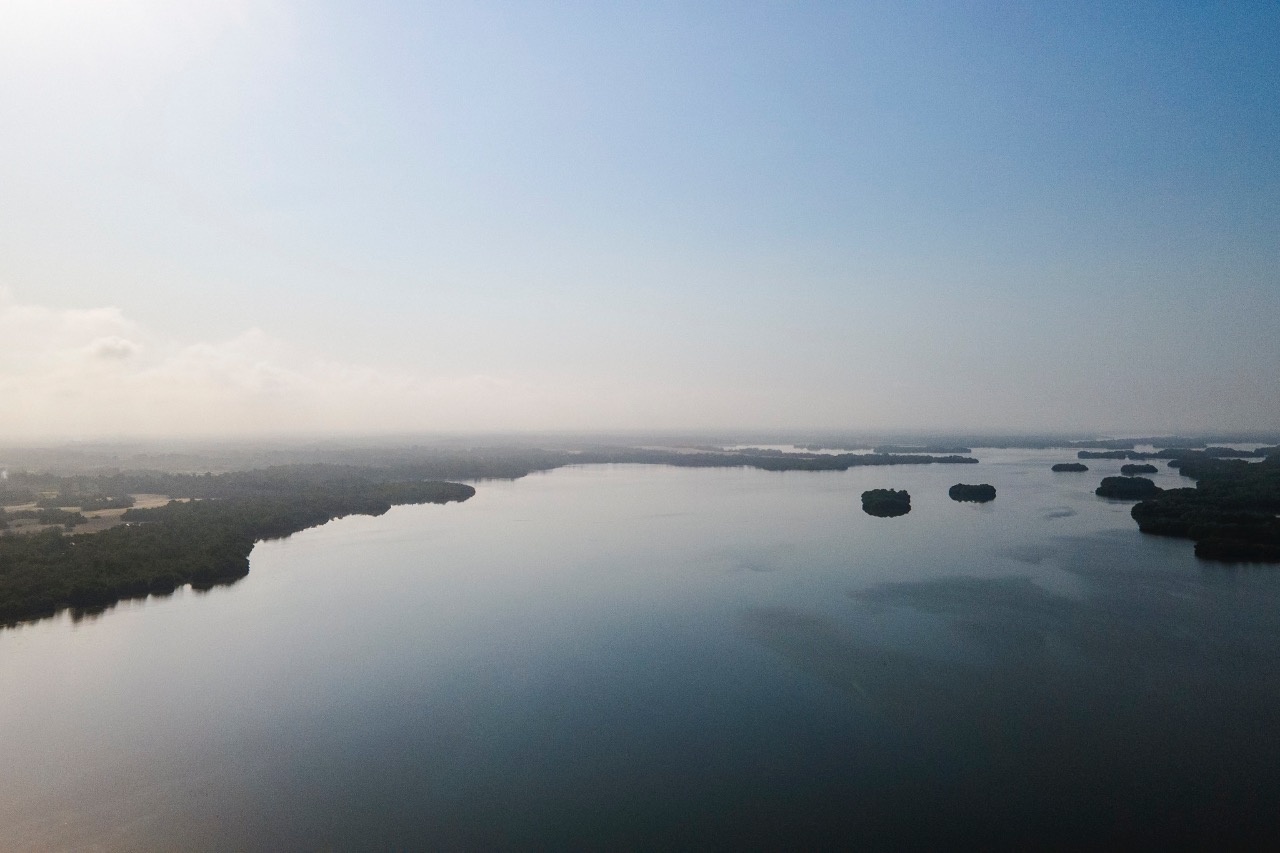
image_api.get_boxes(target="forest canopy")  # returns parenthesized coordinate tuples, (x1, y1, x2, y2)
(949, 483, 996, 502)
(1131, 454, 1280, 562)
(0, 472, 474, 625)
(862, 489, 912, 517)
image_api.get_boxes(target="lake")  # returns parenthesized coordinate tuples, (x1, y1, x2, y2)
(4, 450, 1280, 849)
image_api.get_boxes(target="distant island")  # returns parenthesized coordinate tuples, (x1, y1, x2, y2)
(1121, 464, 1158, 475)
(862, 489, 911, 517)
(1077, 446, 1277, 463)
(606, 449, 979, 472)
(1096, 476, 1162, 500)
(1067, 439, 1137, 450)
(948, 483, 996, 502)
(1052, 463, 1089, 472)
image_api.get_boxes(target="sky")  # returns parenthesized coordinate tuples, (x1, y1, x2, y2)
(1, 0, 1277, 439)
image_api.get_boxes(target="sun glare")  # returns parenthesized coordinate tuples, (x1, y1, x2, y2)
(0, 0, 247, 68)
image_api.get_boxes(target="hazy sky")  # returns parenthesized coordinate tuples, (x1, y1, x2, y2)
(2, 1, 1277, 439)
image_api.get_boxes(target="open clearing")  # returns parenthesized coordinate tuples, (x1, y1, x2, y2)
(1, 495, 178, 535)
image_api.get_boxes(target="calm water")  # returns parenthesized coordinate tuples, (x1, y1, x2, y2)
(4, 451, 1280, 850)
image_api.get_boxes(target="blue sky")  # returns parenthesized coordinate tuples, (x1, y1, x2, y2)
(1, 1, 1276, 437)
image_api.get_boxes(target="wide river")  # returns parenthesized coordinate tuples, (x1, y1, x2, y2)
(4, 451, 1280, 849)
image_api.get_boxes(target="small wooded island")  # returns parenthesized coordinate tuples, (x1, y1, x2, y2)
(1052, 463, 1089, 472)
(1096, 476, 1162, 500)
(948, 483, 996, 502)
(1121, 464, 1159, 475)
(862, 489, 912, 517)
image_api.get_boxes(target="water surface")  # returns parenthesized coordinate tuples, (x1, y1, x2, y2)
(3, 452, 1280, 849)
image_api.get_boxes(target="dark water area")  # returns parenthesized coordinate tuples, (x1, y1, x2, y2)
(4, 451, 1280, 850)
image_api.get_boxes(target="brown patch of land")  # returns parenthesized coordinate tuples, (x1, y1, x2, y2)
(2, 494, 182, 535)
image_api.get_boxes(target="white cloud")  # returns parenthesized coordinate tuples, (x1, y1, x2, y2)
(0, 294, 677, 438)
(0, 296, 438, 437)
(88, 336, 142, 360)
(4, 293, 1274, 438)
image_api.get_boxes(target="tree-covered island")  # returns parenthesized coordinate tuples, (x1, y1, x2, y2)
(1096, 476, 1162, 500)
(862, 489, 912, 517)
(948, 483, 996, 502)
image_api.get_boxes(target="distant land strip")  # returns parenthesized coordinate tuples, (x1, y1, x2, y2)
(0, 449, 976, 627)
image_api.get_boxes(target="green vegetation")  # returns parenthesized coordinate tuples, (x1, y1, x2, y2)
(0, 449, 979, 502)
(1052, 463, 1089, 472)
(1078, 450, 1129, 460)
(1096, 477, 1161, 500)
(35, 493, 135, 511)
(1200, 446, 1266, 458)
(1131, 454, 1280, 562)
(1120, 464, 1158, 475)
(948, 483, 996, 502)
(1068, 439, 1137, 450)
(0, 486, 36, 505)
(606, 450, 977, 472)
(0, 475, 474, 625)
(862, 489, 911, 517)
(6, 508, 88, 528)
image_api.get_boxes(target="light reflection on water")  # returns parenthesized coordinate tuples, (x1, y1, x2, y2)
(3, 451, 1280, 849)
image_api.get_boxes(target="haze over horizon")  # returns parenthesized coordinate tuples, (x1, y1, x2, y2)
(3, 1, 1277, 439)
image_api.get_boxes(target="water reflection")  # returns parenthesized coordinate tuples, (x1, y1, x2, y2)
(2, 456, 1280, 849)
(4, 575, 247, 632)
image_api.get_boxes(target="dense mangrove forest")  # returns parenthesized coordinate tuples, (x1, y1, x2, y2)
(0, 472, 474, 624)
(1131, 454, 1280, 562)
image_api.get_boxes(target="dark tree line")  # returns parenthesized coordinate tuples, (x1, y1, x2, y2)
(0, 448, 979, 501)
(1080, 447, 1276, 462)
(1130, 454, 1280, 562)
(0, 477, 474, 625)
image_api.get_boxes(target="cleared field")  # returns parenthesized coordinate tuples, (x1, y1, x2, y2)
(1, 495, 179, 535)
